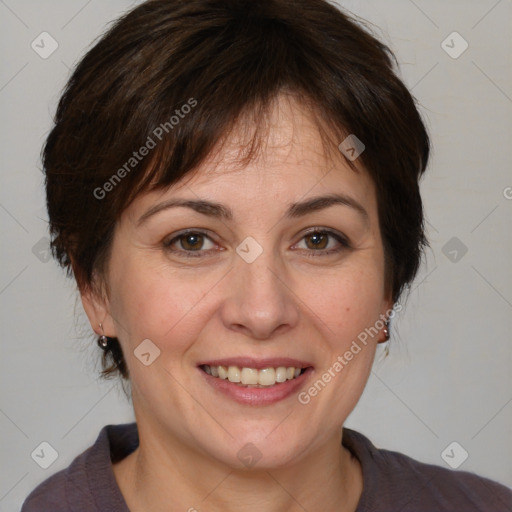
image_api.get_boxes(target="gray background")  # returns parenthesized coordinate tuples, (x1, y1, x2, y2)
(1, 0, 511, 510)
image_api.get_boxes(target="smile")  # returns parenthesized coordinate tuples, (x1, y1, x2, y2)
(200, 364, 305, 387)
(197, 357, 314, 405)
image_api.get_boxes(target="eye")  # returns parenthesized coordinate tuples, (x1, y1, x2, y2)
(293, 229, 350, 256)
(162, 228, 349, 259)
(163, 230, 217, 257)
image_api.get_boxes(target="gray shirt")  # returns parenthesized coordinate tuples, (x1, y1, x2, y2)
(21, 423, 512, 511)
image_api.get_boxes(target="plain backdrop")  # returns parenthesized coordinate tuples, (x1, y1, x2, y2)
(1, 0, 511, 510)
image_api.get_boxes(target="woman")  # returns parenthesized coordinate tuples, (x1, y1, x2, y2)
(22, 0, 512, 510)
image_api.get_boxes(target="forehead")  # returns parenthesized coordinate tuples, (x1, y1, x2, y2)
(187, 94, 359, 181)
(127, 94, 377, 219)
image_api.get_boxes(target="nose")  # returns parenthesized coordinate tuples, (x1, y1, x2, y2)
(219, 247, 300, 341)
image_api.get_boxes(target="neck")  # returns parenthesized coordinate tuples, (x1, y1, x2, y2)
(113, 421, 363, 512)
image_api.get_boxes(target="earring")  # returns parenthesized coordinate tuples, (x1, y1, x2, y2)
(97, 322, 109, 350)
(382, 320, 390, 342)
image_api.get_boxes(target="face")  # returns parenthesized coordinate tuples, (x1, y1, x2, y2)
(84, 95, 392, 469)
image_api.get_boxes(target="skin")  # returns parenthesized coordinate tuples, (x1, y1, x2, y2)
(81, 94, 392, 512)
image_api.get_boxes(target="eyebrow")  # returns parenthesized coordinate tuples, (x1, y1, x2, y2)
(137, 193, 369, 226)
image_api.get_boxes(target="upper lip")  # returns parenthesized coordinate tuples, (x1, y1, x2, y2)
(197, 357, 313, 370)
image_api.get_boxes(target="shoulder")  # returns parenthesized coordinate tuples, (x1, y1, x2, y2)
(20, 449, 94, 512)
(343, 428, 512, 512)
(21, 423, 137, 512)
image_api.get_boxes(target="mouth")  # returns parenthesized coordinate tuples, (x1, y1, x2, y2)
(199, 364, 308, 387)
(197, 358, 314, 405)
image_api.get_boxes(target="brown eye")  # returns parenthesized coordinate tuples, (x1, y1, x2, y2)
(163, 230, 216, 257)
(179, 233, 205, 251)
(304, 232, 329, 250)
(293, 229, 350, 256)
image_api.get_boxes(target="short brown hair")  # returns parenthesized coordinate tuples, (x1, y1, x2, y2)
(44, 0, 430, 379)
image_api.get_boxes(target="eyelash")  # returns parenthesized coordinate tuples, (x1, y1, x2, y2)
(162, 228, 350, 259)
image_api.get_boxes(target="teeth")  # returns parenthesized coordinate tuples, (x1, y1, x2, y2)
(203, 365, 304, 386)
(258, 367, 276, 386)
(218, 365, 228, 379)
(275, 366, 287, 382)
(227, 366, 241, 382)
(241, 367, 259, 385)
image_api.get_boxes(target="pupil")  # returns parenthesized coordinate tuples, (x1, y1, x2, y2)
(308, 233, 327, 250)
(183, 234, 202, 250)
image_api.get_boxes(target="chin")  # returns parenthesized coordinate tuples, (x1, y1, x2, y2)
(193, 421, 317, 471)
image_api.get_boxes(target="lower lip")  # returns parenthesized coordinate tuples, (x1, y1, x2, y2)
(199, 367, 314, 405)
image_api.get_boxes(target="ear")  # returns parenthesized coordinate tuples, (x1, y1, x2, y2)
(76, 268, 118, 339)
(377, 295, 395, 344)
(383, 296, 394, 316)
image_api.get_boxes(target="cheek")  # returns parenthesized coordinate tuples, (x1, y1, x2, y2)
(300, 259, 386, 339)
(108, 256, 219, 355)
